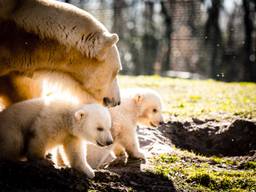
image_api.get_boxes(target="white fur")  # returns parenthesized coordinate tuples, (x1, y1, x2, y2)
(86, 88, 164, 168)
(0, 0, 122, 108)
(12, 0, 118, 58)
(0, 98, 113, 178)
(33, 70, 98, 104)
(86, 144, 116, 169)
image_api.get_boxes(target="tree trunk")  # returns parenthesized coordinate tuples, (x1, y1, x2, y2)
(112, 0, 128, 73)
(160, 0, 172, 73)
(242, 0, 255, 81)
(142, 1, 157, 75)
(205, 0, 223, 79)
(112, 0, 126, 39)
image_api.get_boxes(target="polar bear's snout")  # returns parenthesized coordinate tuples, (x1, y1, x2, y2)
(96, 131, 113, 147)
(106, 139, 113, 146)
(150, 114, 164, 127)
(97, 139, 113, 146)
(103, 97, 120, 107)
(103, 78, 121, 107)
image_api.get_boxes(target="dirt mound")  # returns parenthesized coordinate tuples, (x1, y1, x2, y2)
(91, 164, 175, 192)
(161, 118, 256, 156)
(0, 160, 89, 192)
(0, 159, 175, 192)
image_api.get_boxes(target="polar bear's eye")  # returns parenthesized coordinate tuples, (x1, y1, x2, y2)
(153, 109, 157, 113)
(97, 127, 104, 132)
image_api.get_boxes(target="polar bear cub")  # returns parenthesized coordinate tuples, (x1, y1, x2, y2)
(86, 88, 164, 168)
(0, 98, 113, 178)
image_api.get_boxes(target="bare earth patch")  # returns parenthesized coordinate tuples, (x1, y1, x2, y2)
(162, 118, 256, 157)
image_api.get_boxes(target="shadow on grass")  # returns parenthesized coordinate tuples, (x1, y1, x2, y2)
(92, 170, 176, 192)
(92, 159, 177, 192)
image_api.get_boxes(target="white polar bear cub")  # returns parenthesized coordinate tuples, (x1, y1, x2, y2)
(0, 98, 113, 178)
(86, 88, 164, 168)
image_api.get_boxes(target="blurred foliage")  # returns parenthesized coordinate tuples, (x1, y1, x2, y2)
(63, 0, 256, 82)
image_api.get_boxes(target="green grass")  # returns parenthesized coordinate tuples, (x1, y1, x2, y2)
(210, 156, 237, 166)
(152, 152, 256, 192)
(119, 75, 256, 120)
(119, 75, 256, 191)
(239, 161, 256, 170)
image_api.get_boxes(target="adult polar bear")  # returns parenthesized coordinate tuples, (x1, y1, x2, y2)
(0, 0, 121, 108)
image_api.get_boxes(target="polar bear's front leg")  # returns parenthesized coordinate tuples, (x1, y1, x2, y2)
(27, 137, 47, 160)
(63, 139, 95, 179)
(120, 132, 145, 160)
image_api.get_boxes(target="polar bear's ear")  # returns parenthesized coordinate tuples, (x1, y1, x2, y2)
(133, 94, 143, 105)
(95, 32, 119, 61)
(74, 110, 87, 121)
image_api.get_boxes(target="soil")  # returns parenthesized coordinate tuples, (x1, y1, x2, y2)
(0, 159, 175, 192)
(162, 118, 256, 156)
(0, 160, 89, 192)
(0, 118, 255, 192)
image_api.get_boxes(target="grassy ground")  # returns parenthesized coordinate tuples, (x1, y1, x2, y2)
(119, 75, 256, 120)
(120, 75, 256, 192)
(152, 151, 256, 192)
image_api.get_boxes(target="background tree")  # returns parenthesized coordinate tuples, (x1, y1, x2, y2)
(242, 0, 256, 81)
(142, 0, 158, 75)
(61, 0, 256, 82)
(160, 0, 173, 73)
(204, 0, 223, 79)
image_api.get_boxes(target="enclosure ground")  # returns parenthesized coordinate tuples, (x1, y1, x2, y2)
(0, 76, 255, 191)
(0, 118, 255, 192)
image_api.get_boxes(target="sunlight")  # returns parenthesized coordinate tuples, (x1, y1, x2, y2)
(41, 78, 80, 105)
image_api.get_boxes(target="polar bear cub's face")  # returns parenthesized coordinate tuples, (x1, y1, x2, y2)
(135, 90, 164, 127)
(72, 104, 113, 146)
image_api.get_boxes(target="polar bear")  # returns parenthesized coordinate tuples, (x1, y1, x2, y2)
(85, 89, 164, 168)
(0, 0, 122, 109)
(0, 98, 113, 178)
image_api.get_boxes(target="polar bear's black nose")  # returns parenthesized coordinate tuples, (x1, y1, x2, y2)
(106, 140, 113, 146)
(103, 97, 120, 107)
(103, 97, 112, 106)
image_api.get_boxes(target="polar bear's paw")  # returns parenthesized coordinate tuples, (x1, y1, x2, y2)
(108, 153, 128, 167)
(84, 166, 95, 179)
(133, 151, 146, 160)
(130, 151, 147, 164)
